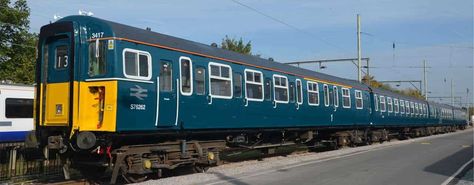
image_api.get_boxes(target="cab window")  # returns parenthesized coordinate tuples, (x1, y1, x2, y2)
(88, 41, 107, 76)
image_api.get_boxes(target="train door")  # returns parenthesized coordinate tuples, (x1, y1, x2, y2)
(156, 60, 178, 127)
(41, 34, 73, 126)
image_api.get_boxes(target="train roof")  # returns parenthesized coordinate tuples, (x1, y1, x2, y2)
(371, 87, 426, 102)
(57, 16, 369, 90)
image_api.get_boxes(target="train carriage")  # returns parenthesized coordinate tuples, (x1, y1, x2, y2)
(32, 15, 467, 183)
(0, 84, 34, 143)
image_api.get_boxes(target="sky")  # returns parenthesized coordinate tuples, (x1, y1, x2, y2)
(26, 0, 474, 107)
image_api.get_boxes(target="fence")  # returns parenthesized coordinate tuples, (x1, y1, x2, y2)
(0, 142, 63, 183)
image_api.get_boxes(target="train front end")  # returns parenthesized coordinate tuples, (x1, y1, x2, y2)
(34, 16, 118, 160)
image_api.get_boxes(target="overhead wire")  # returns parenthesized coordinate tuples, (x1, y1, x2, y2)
(229, 0, 349, 55)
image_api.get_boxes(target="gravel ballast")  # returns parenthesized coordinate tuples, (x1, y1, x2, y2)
(136, 129, 473, 185)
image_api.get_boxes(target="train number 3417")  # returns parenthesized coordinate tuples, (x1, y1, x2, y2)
(91, 32, 104, 39)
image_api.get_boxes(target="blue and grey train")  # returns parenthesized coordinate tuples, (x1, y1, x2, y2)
(31, 16, 467, 183)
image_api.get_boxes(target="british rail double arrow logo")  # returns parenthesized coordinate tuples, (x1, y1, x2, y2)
(130, 85, 148, 100)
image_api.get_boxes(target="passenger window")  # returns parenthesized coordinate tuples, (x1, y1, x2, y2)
(307, 82, 319, 106)
(234, 73, 242, 98)
(244, 70, 263, 100)
(355, 90, 363, 109)
(374, 94, 378, 111)
(296, 80, 303, 104)
(394, 99, 399, 113)
(380, 96, 386, 112)
(342, 88, 351, 108)
(289, 82, 295, 103)
(159, 61, 173, 92)
(323, 84, 329, 106)
(5, 98, 33, 118)
(406, 101, 410, 115)
(195, 67, 206, 95)
(400, 100, 405, 114)
(209, 63, 232, 98)
(273, 75, 288, 103)
(333, 86, 339, 107)
(55, 45, 68, 69)
(415, 103, 419, 116)
(180, 57, 193, 95)
(387, 97, 393, 112)
(410, 102, 415, 115)
(124, 49, 151, 79)
(88, 41, 107, 76)
(264, 78, 272, 101)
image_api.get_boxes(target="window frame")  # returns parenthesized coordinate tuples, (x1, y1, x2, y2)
(5, 98, 34, 118)
(233, 72, 243, 98)
(273, 74, 289, 103)
(159, 60, 173, 92)
(323, 84, 330, 107)
(194, 66, 206, 95)
(400, 100, 405, 114)
(374, 94, 379, 111)
(244, 69, 264, 102)
(342, 88, 351, 108)
(387, 97, 393, 113)
(406, 101, 411, 115)
(307, 81, 320, 106)
(122, 48, 152, 80)
(179, 56, 193, 96)
(88, 40, 107, 77)
(355, 90, 363, 109)
(415, 103, 419, 116)
(208, 62, 233, 99)
(380, 96, 386, 112)
(333, 86, 339, 108)
(394, 98, 399, 113)
(296, 79, 303, 105)
(410, 102, 415, 116)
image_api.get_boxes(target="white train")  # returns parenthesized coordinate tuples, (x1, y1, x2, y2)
(0, 84, 34, 143)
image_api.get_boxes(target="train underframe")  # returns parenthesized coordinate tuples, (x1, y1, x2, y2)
(39, 124, 466, 184)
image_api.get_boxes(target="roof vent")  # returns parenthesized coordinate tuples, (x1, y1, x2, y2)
(210, 43, 218, 47)
(146, 27, 151, 31)
(268, 57, 274, 61)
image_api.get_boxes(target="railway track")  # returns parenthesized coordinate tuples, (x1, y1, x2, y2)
(8, 127, 468, 184)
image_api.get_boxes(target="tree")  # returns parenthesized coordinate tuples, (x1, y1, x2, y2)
(0, 0, 37, 84)
(220, 35, 252, 55)
(362, 74, 425, 99)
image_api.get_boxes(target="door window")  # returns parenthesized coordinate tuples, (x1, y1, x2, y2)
(179, 57, 193, 95)
(195, 67, 206, 95)
(159, 61, 173, 92)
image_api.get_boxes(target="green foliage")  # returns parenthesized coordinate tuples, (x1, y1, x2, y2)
(362, 74, 425, 99)
(220, 35, 252, 55)
(0, 0, 37, 84)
